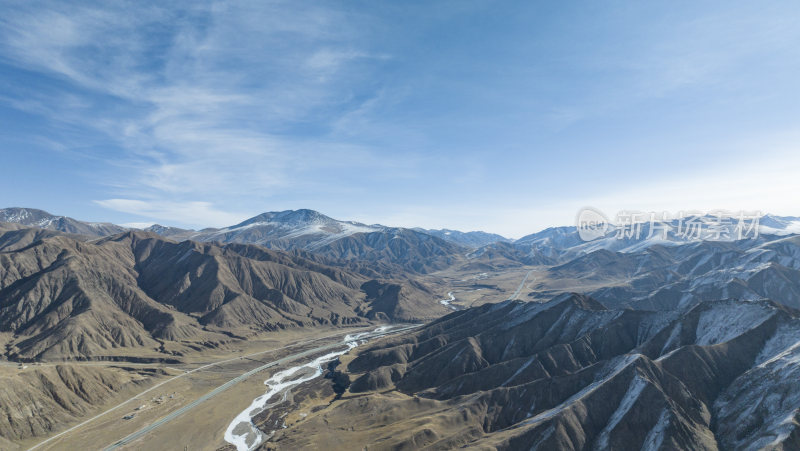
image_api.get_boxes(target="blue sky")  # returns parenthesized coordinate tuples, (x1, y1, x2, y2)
(1, 1, 799, 237)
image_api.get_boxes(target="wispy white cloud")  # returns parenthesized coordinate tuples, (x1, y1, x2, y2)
(94, 198, 246, 227)
(0, 1, 398, 225)
(3, 2, 800, 233)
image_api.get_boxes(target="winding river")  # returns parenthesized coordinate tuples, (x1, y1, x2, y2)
(223, 326, 394, 451)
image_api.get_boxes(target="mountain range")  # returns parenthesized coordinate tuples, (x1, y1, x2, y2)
(4, 207, 800, 264)
(546, 234, 800, 312)
(414, 228, 511, 248)
(0, 208, 506, 276)
(0, 207, 126, 237)
(510, 214, 800, 263)
(3, 206, 800, 449)
(0, 207, 507, 248)
(5, 207, 800, 313)
(0, 224, 443, 361)
(269, 293, 800, 450)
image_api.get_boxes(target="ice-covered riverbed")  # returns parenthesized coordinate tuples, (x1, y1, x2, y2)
(223, 326, 395, 451)
(439, 291, 457, 310)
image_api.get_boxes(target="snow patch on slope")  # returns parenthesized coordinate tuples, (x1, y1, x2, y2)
(714, 321, 800, 449)
(641, 408, 670, 451)
(521, 354, 643, 427)
(595, 374, 648, 449)
(694, 301, 774, 345)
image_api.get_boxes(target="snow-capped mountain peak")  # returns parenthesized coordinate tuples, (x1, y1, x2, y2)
(200, 209, 384, 249)
(0, 207, 126, 236)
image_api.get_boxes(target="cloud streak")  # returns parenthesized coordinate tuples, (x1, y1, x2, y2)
(94, 198, 246, 228)
(0, 0, 399, 224)
(2, 2, 800, 234)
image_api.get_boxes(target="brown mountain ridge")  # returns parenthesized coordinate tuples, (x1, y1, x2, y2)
(263, 294, 800, 450)
(0, 225, 443, 361)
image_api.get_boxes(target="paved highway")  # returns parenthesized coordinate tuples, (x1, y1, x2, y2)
(509, 269, 535, 300)
(26, 326, 407, 451)
(103, 325, 419, 450)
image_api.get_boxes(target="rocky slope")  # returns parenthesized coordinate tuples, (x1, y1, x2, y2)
(414, 228, 510, 248)
(466, 214, 800, 270)
(0, 209, 472, 275)
(310, 227, 465, 275)
(143, 210, 468, 275)
(546, 234, 800, 311)
(0, 364, 163, 443)
(0, 208, 126, 237)
(186, 209, 381, 250)
(263, 294, 800, 450)
(0, 222, 90, 251)
(0, 227, 442, 361)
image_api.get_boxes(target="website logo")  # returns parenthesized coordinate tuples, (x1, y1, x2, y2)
(576, 207, 609, 241)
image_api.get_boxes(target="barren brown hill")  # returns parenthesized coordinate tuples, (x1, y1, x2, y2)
(0, 227, 443, 361)
(138, 210, 469, 277)
(0, 364, 164, 443)
(0, 222, 90, 251)
(311, 228, 466, 275)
